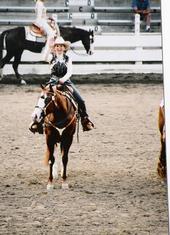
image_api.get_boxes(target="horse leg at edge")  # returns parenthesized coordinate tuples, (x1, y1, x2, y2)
(157, 106, 166, 179)
(157, 140, 166, 179)
(53, 144, 59, 179)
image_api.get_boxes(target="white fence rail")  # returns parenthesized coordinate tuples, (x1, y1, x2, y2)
(2, 31, 162, 75)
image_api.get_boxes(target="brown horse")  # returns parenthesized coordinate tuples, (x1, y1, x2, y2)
(157, 103, 166, 178)
(35, 85, 77, 189)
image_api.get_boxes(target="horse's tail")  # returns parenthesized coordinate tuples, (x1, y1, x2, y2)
(0, 30, 8, 61)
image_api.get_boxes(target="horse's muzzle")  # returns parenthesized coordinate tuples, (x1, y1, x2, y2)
(88, 50, 94, 55)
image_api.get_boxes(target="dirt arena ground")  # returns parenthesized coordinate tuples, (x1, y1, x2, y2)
(0, 76, 168, 234)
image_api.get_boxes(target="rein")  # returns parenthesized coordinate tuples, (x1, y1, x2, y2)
(70, 46, 90, 56)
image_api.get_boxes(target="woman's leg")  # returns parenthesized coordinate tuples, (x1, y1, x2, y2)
(65, 81, 94, 131)
(65, 81, 88, 118)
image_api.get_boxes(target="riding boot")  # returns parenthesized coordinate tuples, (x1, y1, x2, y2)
(79, 102, 94, 131)
(29, 120, 44, 134)
(29, 96, 45, 134)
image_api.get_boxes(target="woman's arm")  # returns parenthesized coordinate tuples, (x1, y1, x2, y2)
(42, 38, 54, 62)
(35, 1, 46, 20)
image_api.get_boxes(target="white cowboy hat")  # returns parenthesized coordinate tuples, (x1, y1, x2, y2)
(53, 36, 71, 51)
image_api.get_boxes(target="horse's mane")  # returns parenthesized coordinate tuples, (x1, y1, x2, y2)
(59, 26, 89, 35)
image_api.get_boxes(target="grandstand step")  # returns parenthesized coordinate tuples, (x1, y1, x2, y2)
(65, 0, 94, 6)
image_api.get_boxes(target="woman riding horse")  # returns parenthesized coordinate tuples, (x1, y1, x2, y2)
(30, 36, 94, 133)
(34, 0, 60, 59)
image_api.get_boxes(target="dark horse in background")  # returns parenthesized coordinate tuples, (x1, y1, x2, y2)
(0, 26, 94, 81)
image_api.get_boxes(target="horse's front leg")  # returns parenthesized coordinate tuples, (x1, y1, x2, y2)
(13, 52, 26, 84)
(46, 145, 55, 190)
(60, 130, 74, 189)
(45, 131, 56, 190)
(157, 139, 166, 179)
(52, 144, 59, 179)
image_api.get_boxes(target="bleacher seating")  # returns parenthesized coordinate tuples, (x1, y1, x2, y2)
(0, 0, 161, 33)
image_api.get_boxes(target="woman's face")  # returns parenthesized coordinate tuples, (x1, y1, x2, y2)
(54, 44, 65, 55)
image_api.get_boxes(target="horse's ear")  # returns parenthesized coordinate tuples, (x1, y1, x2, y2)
(40, 84, 45, 90)
(89, 29, 94, 36)
(49, 84, 53, 92)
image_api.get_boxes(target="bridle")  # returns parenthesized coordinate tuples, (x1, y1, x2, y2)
(70, 32, 94, 56)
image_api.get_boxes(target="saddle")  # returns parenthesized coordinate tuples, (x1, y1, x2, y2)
(55, 85, 78, 111)
(29, 23, 46, 37)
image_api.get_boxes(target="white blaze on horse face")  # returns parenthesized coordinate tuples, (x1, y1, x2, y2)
(88, 35, 94, 55)
(31, 95, 45, 122)
(89, 42, 94, 55)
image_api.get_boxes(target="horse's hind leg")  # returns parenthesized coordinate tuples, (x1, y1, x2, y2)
(0, 52, 14, 79)
(13, 51, 25, 83)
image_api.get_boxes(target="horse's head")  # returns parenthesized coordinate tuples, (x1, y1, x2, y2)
(41, 84, 54, 105)
(82, 29, 94, 55)
(40, 84, 66, 116)
(31, 84, 54, 123)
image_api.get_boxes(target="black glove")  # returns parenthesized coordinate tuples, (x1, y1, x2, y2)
(51, 62, 67, 78)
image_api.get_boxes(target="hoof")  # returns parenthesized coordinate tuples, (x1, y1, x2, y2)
(62, 182, 69, 189)
(47, 183, 54, 191)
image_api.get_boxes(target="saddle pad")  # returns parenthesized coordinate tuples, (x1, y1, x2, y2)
(24, 26, 46, 43)
(64, 92, 78, 111)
